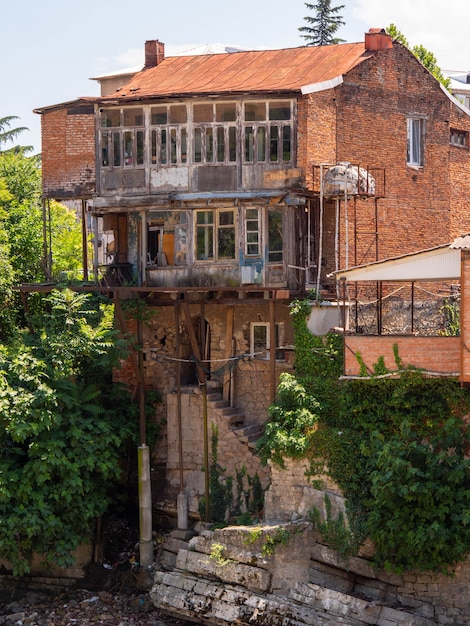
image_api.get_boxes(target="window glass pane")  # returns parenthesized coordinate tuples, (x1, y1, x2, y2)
(113, 132, 121, 166)
(206, 128, 214, 162)
(244, 102, 265, 121)
(196, 211, 214, 260)
(101, 133, 109, 166)
(151, 106, 168, 125)
(257, 127, 266, 162)
(194, 104, 213, 122)
(169, 105, 187, 123)
(197, 210, 213, 225)
(170, 128, 177, 164)
(124, 108, 144, 126)
(229, 127, 237, 162)
(245, 127, 254, 161)
(181, 128, 188, 163)
(270, 126, 279, 161)
(101, 109, 120, 127)
(124, 131, 133, 166)
(216, 103, 236, 122)
(136, 130, 144, 165)
(217, 127, 225, 162)
(268, 210, 283, 262)
(269, 102, 291, 120)
(219, 210, 234, 226)
(282, 126, 291, 161)
(194, 128, 202, 162)
(151, 130, 157, 164)
(253, 325, 268, 354)
(161, 129, 167, 164)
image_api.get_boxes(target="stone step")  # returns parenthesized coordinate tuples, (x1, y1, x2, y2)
(232, 423, 264, 443)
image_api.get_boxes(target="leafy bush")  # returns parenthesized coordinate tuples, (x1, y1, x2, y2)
(0, 289, 146, 575)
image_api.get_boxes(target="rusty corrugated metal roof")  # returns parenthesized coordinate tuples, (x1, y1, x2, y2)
(100, 42, 371, 101)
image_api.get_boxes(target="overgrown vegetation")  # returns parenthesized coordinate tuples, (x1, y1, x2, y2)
(258, 298, 470, 574)
(0, 289, 158, 575)
(199, 424, 265, 525)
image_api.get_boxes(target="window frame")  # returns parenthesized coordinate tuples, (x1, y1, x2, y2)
(250, 322, 285, 360)
(450, 128, 468, 148)
(407, 116, 425, 167)
(195, 208, 236, 262)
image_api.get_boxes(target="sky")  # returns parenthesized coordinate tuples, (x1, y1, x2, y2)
(2, 0, 470, 155)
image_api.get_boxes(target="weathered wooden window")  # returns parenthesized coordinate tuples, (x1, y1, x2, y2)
(407, 117, 424, 166)
(450, 128, 468, 147)
(268, 209, 283, 263)
(147, 211, 188, 266)
(151, 105, 188, 166)
(250, 322, 285, 360)
(100, 107, 144, 168)
(195, 209, 235, 261)
(245, 208, 260, 256)
(243, 100, 292, 163)
(193, 103, 238, 165)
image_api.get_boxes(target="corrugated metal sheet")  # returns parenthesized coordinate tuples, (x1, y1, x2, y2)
(99, 43, 370, 101)
(333, 244, 461, 282)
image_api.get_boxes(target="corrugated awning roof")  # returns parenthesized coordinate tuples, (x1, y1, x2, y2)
(97, 42, 370, 101)
(333, 243, 462, 282)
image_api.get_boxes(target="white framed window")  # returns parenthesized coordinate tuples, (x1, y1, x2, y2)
(245, 208, 260, 256)
(407, 117, 424, 166)
(195, 209, 236, 261)
(250, 322, 285, 360)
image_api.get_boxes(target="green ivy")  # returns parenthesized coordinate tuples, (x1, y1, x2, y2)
(259, 297, 470, 574)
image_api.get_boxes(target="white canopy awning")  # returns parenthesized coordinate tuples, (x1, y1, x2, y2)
(333, 244, 461, 282)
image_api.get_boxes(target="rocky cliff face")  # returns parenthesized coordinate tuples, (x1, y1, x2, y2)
(150, 523, 438, 626)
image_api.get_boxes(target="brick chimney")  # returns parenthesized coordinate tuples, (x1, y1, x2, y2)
(365, 28, 393, 51)
(145, 39, 165, 69)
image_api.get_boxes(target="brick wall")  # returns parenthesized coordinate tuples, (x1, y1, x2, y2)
(40, 105, 96, 199)
(344, 335, 460, 376)
(296, 42, 470, 279)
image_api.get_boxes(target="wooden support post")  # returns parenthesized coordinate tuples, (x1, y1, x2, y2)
(223, 307, 234, 402)
(269, 298, 276, 403)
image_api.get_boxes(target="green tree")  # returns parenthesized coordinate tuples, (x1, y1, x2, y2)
(0, 148, 85, 338)
(0, 289, 139, 575)
(0, 116, 33, 155)
(299, 0, 345, 46)
(386, 24, 451, 90)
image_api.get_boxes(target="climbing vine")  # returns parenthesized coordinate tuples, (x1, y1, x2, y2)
(259, 298, 470, 574)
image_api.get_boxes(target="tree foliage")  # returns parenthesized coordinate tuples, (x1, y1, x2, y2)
(0, 116, 33, 155)
(0, 289, 141, 575)
(386, 24, 451, 90)
(0, 138, 84, 339)
(299, 0, 345, 46)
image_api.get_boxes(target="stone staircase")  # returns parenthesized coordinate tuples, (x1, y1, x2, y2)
(206, 389, 264, 449)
